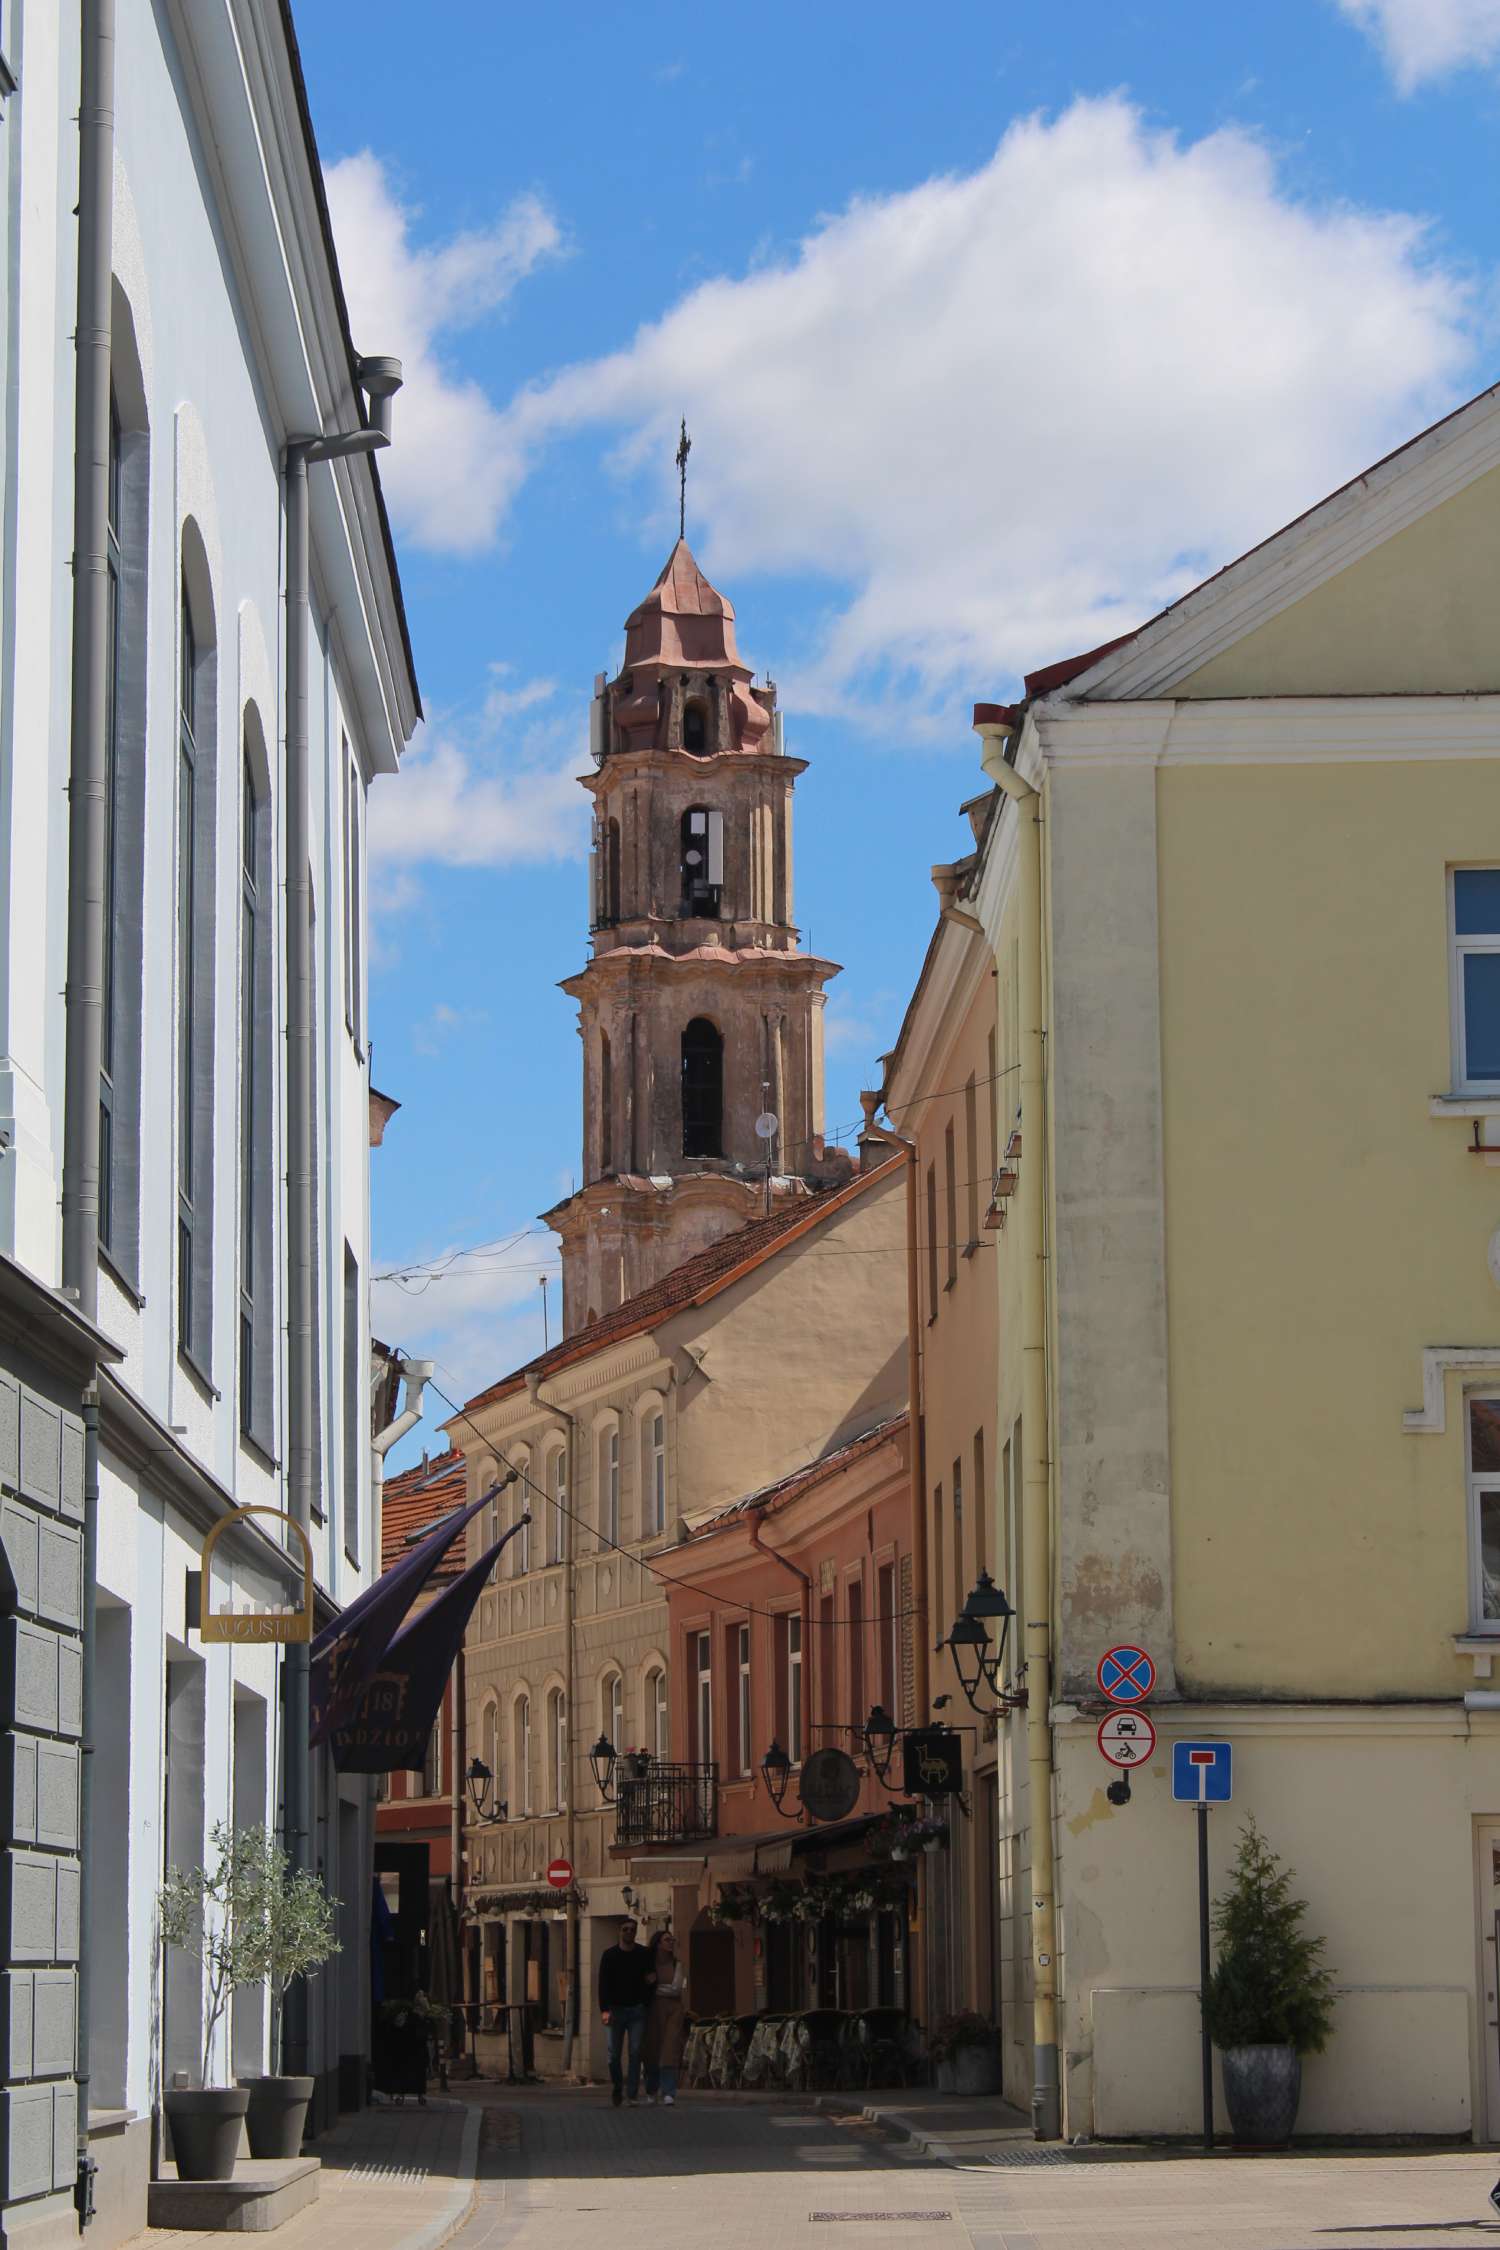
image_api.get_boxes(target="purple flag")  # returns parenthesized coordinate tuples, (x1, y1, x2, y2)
(310, 1482, 502, 1747)
(328, 1525, 521, 1773)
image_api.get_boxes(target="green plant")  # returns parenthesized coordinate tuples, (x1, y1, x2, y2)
(929, 2010, 999, 2062)
(158, 1824, 340, 2087)
(1205, 1818, 1336, 2056)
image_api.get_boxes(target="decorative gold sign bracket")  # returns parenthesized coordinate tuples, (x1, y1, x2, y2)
(199, 1507, 314, 1644)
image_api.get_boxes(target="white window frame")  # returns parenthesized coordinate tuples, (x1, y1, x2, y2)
(1450, 868, 1500, 1094)
(1468, 1394, 1500, 1632)
(512, 1451, 531, 1575)
(693, 1630, 712, 1766)
(646, 1664, 669, 1760)
(547, 1445, 567, 1567)
(786, 1612, 803, 1765)
(642, 1407, 667, 1537)
(514, 1694, 532, 1816)
(602, 1670, 624, 1754)
(735, 1622, 751, 1779)
(602, 1423, 620, 1549)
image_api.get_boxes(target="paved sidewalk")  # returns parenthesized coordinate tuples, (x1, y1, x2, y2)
(823, 2086, 1034, 2164)
(139, 2097, 480, 2250)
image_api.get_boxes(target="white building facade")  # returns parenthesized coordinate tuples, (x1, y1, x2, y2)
(0, 5, 418, 2245)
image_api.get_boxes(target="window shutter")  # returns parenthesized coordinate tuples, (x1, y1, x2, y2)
(706, 809, 724, 886)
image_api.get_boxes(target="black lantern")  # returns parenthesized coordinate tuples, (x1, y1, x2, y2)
(862, 1702, 898, 1783)
(942, 1571, 1017, 1714)
(760, 1738, 796, 1818)
(466, 1757, 507, 1826)
(589, 1734, 618, 1803)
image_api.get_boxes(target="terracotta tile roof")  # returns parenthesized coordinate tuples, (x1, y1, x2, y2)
(380, 1448, 469, 1579)
(461, 1155, 905, 1419)
(695, 1411, 910, 1534)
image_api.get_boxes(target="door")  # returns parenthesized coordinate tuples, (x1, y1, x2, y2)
(1479, 1823, 1500, 2140)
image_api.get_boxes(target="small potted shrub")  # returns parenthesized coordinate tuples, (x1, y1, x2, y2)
(1205, 1818, 1336, 2145)
(240, 1829, 340, 2157)
(157, 1824, 263, 2178)
(929, 2011, 1003, 2097)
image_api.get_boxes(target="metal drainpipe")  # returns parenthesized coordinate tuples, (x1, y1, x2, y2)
(976, 714, 1061, 2142)
(61, 1, 115, 2219)
(280, 378, 398, 2085)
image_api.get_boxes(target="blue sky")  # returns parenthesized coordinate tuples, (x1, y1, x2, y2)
(292, 0, 1500, 1458)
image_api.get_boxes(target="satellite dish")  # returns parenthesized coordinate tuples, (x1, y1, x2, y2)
(754, 1112, 779, 1141)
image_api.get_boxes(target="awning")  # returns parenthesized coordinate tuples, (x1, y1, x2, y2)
(701, 1811, 887, 1880)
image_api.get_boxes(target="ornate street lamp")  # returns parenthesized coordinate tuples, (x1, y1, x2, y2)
(941, 1571, 1017, 1715)
(862, 1703, 898, 1783)
(466, 1757, 507, 1826)
(760, 1738, 796, 1819)
(589, 1734, 618, 1804)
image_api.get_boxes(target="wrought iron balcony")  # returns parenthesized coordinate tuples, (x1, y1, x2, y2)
(614, 1760, 718, 1848)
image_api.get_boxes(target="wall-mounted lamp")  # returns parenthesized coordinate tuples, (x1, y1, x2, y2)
(466, 1757, 507, 1827)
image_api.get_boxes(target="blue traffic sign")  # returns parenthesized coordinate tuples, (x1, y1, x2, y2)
(1173, 1740, 1232, 1803)
(1098, 1645, 1156, 1704)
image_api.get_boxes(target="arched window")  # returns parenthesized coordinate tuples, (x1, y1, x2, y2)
(599, 1422, 620, 1548)
(481, 1698, 500, 1796)
(642, 1407, 667, 1537)
(547, 1447, 567, 1567)
(645, 1665, 669, 1760)
(511, 1451, 531, 1575)
(683, 699, 708, 755)
(600, 817, 621, 924)
(681, 1018, 724, 1157)
(601, 1671, 624, 1755)
(239, 716, 273, 1446)
(680, 807, 723, 918)
(547, 1687, 568, 1813)
(513, 1695, 532, 1816)
(176, 542, 217, 1375)
(599, 1030, 613, 1174)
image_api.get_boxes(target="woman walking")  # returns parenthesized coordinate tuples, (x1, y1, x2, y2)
(642, 1931, 688, 2106)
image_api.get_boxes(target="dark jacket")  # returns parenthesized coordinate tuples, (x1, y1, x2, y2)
(598, 1942, 655, 2012)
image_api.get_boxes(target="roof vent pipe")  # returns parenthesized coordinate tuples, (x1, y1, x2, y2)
(356, 354, 403, 443)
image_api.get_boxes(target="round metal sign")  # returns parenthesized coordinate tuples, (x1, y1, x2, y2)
(545, 1856, 574, 1891)
(1097, 1644, 1156, 1705)
(1097, 1710, 1156, 1769)
(797, 1746, 861, 1823)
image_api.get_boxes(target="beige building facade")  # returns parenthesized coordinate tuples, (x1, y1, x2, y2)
(912, 379, 1500, 2142)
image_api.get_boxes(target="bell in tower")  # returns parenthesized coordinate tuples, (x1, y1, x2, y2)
(542, 529, 852, 1334)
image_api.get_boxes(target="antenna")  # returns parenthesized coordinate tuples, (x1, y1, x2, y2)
(676, 418, 692, 541)
(539, 1273, 550, 1352)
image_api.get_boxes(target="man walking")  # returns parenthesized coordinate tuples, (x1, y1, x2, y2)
(598, 1916, 654, 2106)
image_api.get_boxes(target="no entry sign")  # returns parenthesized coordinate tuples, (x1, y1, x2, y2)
(1097, 1710, 1156, 1768)
(545, 1856, 574, 1890)
(1097, 1645, 1156, 1705)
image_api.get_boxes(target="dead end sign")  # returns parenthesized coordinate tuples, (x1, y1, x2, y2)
(1098, 1710, 1156, 1767)
(546, 1857, 574, 1890)
(1098, 1645, 1156, 1704)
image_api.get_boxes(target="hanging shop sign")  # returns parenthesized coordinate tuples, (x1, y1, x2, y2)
(902, 1726, 964, 1799)
(198, 1508, 313, 1643)
(799, 1746, 862, 1823)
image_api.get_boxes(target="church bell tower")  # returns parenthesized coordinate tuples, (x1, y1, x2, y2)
(543, 532, 850, 1334)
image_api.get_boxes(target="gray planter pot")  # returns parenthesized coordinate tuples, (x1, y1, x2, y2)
(1220, 2044, 1302, 2146)
(241, 2075, 315, 2159)
(164, 2086, 249, 2181)
(953, 2042, 1004, 2097)
(933, 2056, 957, 2093)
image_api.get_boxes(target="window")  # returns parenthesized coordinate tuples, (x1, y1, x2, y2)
(944, 1118, 958, 1289)
(1470, 1399, 1500, 1627)
(925, 1164, 938, 1317)
(877, 1563, 897, 1717)
(733, 1623, 751, 1778)
(547, 1447, 567, 1567)
(974, 1428, 988, 1576)
(238, 736, 273, 1444)
(965, 1073, 979, 1248)
(343, 742, 364, 1053)
(987, 1027, 999, 1181)
(774, 1612, 803, 1764)
(683, 698, 709, 755)
(599, 1031, 613, 1174)
(421, 1721, 443, 1801)
(548, 1688, 568, 1812)
(596, 816, 622, 927)
(818, 1593, 836, 1729)
(100, 394, 122, 1256)
(680, 807, 724, 918)
(99, 367, 147, 1283)
(175, 567, 216, 1374)
(514, 1696, 532, 1816)
(644, 1411, 666, 1536)
(481, 1699, 500, 1798)
(601, 1425, 620, 1548)
(512, 1453, 531, 1574)
(681, 1018, 724, 1156)
(602, 1670, 624, 1754)
(343, 1247, 361, 1563)
(932, 1483, 945, 1651)
(952, 1456, 965, 1618)
(1453, 870, 1500, 1089)
(848, 1577, 865, 1729)
(690, 1630, 712, 1765)
(646, 1664, 669, 1760)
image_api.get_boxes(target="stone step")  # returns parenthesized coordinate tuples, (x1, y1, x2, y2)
(146, 2155, 321, 2233)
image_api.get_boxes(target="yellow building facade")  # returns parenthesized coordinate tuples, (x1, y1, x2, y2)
(928, 384, 1500, 2141)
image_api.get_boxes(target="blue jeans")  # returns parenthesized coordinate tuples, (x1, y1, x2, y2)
(645, 2062, 678, 2099)
(606, 2003, 646, 2096)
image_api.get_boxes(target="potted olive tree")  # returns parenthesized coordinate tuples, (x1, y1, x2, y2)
(1205, 1819, 1336, 2145)
(157, 1823, 264, 2179)
(241, 1829, 340, 2158)
(929, 2011, 1003, 2096)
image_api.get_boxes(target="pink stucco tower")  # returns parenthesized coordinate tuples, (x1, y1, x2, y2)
(543, 541, 850, 1334)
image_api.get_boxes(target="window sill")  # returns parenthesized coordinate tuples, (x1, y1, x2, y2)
(1455, 1632, 1500, 1680)
(99, 1246, 145, 1307)
(177, 1347, 220, 1403)
(239, 1427, 280, 1474)
(961, 1240, 982, 1261)
(1430, 1095, 1500, 1117)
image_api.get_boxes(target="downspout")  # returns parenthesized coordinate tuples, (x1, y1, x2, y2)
(61, 2, 114, 2220)
(530, 1378, 579, 2074)
(281, 358, 402, 2083)
(748, 1511, 811, 1760)
(371, 1355, 433, 1598)
(976, 709, 1060, 2142)
(859, 1098, 926, 1725)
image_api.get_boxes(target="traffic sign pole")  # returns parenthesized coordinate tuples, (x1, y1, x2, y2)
(1197, 1804, 1213, 2152)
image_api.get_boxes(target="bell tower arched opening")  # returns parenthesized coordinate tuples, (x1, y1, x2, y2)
(681, 807, 723, 919)
(681, 1018, 724, 1158)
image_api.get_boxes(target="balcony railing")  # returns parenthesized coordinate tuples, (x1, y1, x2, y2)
(614, 1761, 718, 1848)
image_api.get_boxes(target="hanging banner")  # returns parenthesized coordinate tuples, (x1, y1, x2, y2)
(310, 1483, 506, 1745)
(329, 1528, 514, 1773)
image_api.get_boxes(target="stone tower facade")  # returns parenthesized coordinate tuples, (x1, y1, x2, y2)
(544, 542, 850, 1333)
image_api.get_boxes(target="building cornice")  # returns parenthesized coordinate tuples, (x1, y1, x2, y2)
(1052, 1698, 1480, 1739)
(1033, 696, 1500, 772)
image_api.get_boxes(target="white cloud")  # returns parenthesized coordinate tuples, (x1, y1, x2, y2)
(496, 96, 1476, 718)
(1336, 0, 1500, 88)
(410, 1000, 488, 1057)
(372, 1234, 561, 1465)
(824, 990, 901, 1064)
(325, 152, 562, 553)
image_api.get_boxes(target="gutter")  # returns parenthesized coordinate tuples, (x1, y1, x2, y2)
(975, 702, 1061, 2142)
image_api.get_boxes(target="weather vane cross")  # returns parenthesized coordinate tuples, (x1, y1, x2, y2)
(676, 417, 692, 540)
